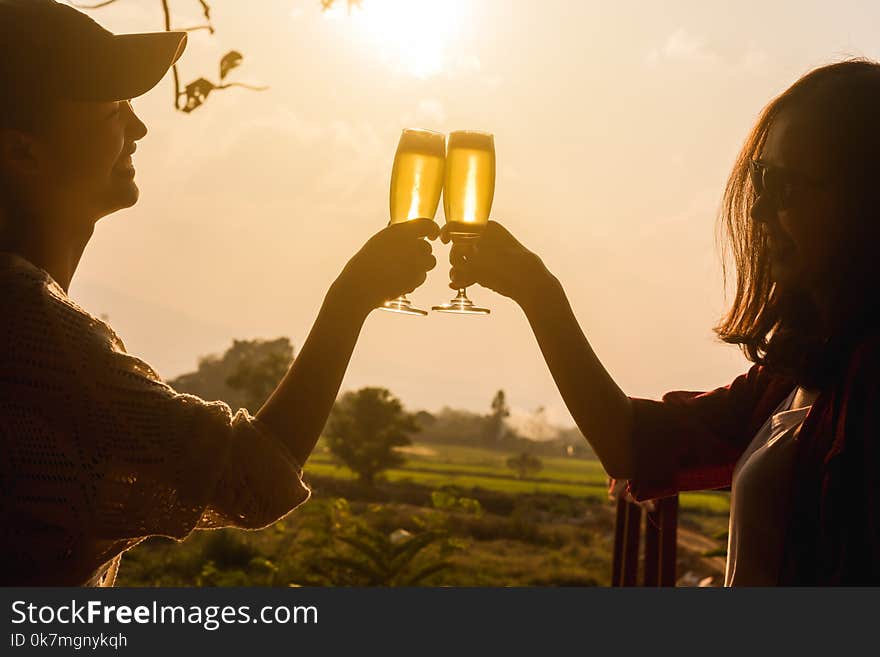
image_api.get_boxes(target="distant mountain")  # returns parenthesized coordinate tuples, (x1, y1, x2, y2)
(69, 277, 241, 381)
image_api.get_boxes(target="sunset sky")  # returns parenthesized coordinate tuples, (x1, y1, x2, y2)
(69, 0, 880, 431)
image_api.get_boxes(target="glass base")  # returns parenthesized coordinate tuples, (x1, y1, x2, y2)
(380, 296, 428, 316)
(432, 291, 490, 315)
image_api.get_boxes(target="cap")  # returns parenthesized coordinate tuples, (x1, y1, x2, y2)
(0, 0, 187, 103)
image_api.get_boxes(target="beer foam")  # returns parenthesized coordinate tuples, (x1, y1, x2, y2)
(447, 130, 494, 151)
(398, 128, 446, 157)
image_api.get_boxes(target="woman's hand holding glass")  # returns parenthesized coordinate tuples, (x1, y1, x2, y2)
(442, 220, 554, 312)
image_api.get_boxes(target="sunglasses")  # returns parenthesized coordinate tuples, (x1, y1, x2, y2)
(749, 160, 825, 210)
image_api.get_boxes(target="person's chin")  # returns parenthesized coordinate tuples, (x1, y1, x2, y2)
(107, 173, 140, 211)
(95, 189, 139, 221)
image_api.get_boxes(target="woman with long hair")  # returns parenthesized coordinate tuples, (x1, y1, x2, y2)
(0, 0, 437, 585)
(448, 59, 880, 585)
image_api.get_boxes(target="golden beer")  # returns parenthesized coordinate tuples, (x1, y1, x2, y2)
(432, 130, 495, 315)
(381, 128, 444, 317)
(443, 131, 495, 237)
(390, 129, 445, 224)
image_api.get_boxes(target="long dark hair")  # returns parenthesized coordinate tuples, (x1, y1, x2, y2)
(715, 59, 880, 389)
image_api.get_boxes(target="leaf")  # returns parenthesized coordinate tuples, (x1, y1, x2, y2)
(390, 531, 444, 566)
(248, 557, 278, 573)
(458, 497, 483, 517)
(336, 534, 387, 570)
(220, 50, 244, 81)
(323, 556, 382, 585)
(401, 561, 450, 586)
(182, 78, 215, 113)
(431, 490, 457, 510)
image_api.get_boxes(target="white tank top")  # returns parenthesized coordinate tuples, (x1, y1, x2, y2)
(724, 386, 818, 586)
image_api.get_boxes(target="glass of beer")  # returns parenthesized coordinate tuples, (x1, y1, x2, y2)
(381, 128, 446, 316)
(432, 130, 495, 315)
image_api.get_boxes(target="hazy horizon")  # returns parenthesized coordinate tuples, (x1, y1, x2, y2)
(65, 0, 880, 428)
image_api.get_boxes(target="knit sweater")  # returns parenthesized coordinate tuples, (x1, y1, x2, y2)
(0, 253, 310, 585)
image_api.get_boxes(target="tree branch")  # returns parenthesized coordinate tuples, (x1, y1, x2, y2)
(191, 1, 215, 35)
(216, 82, 270, 92)
(197, 0, 212, 24)
(79, 0, 279, 113)
(178, 24, 215, 33)
(160, 1, 172, 35)
(70, 0, 124, 8)
(159, 0, 182, 110)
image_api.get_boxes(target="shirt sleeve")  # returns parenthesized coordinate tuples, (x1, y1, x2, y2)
(31, 279, 310, 542)
(624, 364, 774, 502)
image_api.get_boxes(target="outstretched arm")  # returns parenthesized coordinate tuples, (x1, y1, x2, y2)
(520, 274, 635, 478)
(445, 221, 634, 478)
(258, 218, 439, 467)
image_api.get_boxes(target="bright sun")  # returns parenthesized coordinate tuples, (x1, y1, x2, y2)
(325, 0, 467, 78)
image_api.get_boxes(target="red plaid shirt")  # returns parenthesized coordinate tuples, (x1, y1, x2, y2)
(625, 335, 880, 585)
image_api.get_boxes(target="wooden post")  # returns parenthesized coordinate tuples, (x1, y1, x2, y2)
(622, 500, 641, 586)
(643, 506, 661, 586)
(659, 495, 679, 587)
(611, 496, 626, 586)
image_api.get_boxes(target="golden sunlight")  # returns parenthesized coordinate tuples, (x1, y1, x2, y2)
(325, 0, 467, 78)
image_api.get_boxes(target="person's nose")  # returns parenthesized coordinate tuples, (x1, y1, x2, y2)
(121, 101, 148, 141)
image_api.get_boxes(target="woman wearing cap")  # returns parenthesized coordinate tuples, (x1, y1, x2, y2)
(447, 60, 880, 585)
(0, 0, 437, 585)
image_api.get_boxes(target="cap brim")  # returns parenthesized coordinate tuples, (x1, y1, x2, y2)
(71, 31, 187, 102)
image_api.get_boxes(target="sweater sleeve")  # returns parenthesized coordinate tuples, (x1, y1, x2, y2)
(624, 364, 777, 501)
(4, 272, 309, 544)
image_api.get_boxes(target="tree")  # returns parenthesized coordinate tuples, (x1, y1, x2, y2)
(506, 452, 543, 480)
(225, 340, 293, 412)
(324, 387, 418, 486)
(415, 407, 488, 446)
(168, 337, 293, 412)
(483, 389, 510, 444)
(526, 405, 555, 442)
(413, 410, 436, 429)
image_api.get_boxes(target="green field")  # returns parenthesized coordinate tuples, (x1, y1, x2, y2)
(306, 441, 730, 515)
(117, 440, 730, 586)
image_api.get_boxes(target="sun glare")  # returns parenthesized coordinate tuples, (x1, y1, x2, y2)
(325, 0, 467, 78)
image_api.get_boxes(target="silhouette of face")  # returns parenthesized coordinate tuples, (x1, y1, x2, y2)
(750, 109, 842, 294)
(37, 99, 148, 221)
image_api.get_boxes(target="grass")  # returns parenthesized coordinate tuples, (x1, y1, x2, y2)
(306, 441, 730, 516)
(117, 497, 619, 587)
(310, 443, 609, 483)
(116, 440, 731, 587)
